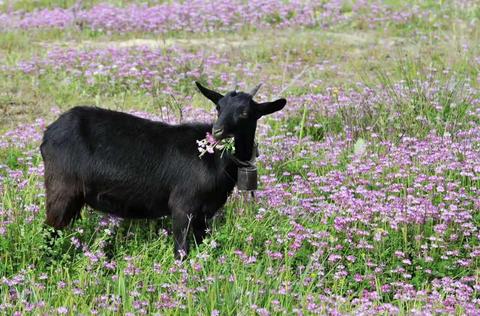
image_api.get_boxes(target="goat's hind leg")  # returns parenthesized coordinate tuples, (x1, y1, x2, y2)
(43, 182, 85, 259)
(44, 176, 84, 229)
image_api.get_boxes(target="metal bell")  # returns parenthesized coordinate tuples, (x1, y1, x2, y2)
(237, 166, 258, 191)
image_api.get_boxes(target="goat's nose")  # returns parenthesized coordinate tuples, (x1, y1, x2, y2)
(212, 127, 224, 139)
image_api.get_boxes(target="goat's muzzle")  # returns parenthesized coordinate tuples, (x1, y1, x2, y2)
(212, 127, 224, 140)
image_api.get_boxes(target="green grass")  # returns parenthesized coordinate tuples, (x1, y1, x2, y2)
(0, 1, 479, 315)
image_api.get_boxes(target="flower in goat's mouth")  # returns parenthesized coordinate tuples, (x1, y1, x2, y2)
(197, 133, 235, 158)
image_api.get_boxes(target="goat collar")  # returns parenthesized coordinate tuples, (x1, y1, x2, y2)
(229, 141, 258, 168)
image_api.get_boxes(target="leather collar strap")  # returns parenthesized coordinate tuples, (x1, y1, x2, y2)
(228, 142, 258, 168)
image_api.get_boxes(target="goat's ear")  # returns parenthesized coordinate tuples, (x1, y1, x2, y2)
(256, 98, 286, 117)
(195, 81, 223, 105)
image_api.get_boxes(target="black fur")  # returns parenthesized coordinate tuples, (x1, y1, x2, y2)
(40, 82, 286, 258)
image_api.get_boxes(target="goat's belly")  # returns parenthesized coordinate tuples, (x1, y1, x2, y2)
(84, 190, 170, 219)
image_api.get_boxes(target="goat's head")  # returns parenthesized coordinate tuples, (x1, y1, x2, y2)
(196, 81, 286, 140)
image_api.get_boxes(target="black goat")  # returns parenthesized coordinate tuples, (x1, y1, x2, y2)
(40, 82, 286, 258)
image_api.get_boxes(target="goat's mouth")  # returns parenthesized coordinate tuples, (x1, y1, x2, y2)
(213, 133, 233, 141)
(212, 127, 233, 141)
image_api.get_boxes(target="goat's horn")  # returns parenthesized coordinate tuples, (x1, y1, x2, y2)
(249, 83, 262, 97)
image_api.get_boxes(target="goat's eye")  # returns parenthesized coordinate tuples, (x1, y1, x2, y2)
(239, 110, 249, 119)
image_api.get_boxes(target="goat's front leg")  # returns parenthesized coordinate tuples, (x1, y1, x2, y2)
(172, 209, 193, 260)
(193, 215, 207, 245)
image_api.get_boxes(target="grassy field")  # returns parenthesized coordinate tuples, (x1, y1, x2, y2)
(0, 0, 479, 315)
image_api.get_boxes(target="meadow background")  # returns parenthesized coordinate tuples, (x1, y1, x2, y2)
(0, 0, 479, 314)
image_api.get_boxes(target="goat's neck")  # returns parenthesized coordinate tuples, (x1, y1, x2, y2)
(234, 129, 256, 162)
